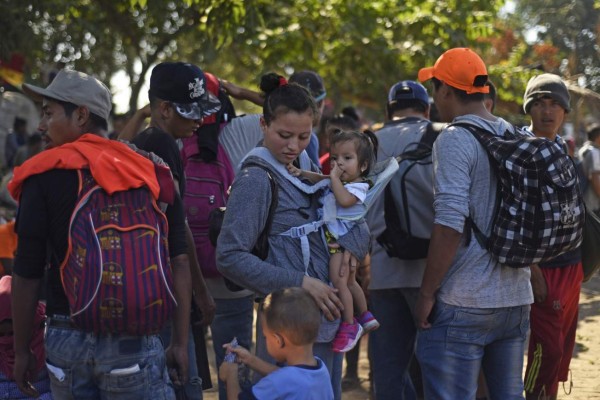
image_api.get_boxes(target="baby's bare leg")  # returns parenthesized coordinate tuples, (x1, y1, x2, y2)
(329, 252, 353, 323)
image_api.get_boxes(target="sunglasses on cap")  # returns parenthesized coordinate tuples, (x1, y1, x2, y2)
(170, 102, 203, 120)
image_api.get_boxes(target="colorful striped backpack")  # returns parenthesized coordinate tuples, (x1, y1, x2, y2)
(60, 169, 176, 335)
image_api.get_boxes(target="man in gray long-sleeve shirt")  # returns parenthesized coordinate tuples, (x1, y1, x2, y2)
(365, 80, 433, 400)
(414, 48, 532, 400)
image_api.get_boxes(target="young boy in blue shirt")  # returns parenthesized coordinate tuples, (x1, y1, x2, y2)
(219, 287, 333, 400)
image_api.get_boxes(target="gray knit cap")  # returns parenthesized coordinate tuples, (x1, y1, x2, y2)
(523, 73, 571, 113)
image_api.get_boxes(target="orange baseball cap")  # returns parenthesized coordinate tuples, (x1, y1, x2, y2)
(418, 48, 489, 94)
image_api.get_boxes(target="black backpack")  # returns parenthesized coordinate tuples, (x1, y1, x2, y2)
(208, 162, 278, 291)
(377, 122, 445, 260)
(576, 147, 591, 195)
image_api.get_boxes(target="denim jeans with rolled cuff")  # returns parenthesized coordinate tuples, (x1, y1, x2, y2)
(416, 302, 530, 400)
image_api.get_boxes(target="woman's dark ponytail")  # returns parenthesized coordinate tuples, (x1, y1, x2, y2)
(260, 72, 317, 125)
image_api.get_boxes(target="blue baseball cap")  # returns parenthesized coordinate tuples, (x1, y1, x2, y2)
(387, 80, 430, 107)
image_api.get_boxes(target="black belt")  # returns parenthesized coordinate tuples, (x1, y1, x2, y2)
(47, 315, 78, 330)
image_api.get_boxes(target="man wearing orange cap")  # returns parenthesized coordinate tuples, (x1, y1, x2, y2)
(414, 48, 533, 399)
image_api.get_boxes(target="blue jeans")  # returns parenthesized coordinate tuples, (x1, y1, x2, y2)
(210, 295, 254, 400)
(45, 325, 174, 399)
(369, 288, 419, 400)
(416, 302, 530, 400)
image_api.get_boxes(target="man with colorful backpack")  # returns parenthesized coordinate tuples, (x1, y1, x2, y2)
(414, 48, 536, 399)
(9, 69, 193, 399)
(522, 73, 584, 400)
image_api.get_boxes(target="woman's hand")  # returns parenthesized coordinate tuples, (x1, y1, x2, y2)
(302, 276, 342, 321)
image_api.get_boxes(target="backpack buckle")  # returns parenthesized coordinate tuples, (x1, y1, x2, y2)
(289, 222, 321, 238)
(289, 226, 306, 237)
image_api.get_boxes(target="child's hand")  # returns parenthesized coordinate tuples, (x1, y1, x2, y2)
(286, 163, 302, 177)
(330, 161, 342, 180)
(223, 343, 254, 365)
(218, 361, 238, 382)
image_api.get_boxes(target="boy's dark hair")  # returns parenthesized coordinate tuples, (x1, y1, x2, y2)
(260, 73, 317, 125)
(329, 129, 378, 176)
(54, 98, 108, 131)
(432, 77, 485, 103)
(588, 125, 600, 142)
(261, 287, 320, 345)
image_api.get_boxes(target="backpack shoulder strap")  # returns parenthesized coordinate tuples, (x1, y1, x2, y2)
(449, 121, 492, 139)
(445, 122, 497, 249)
(421, 122, 446, 150)
(397, 121, 446, 161)
(384, 122, 444, 237)
(383, 177, 404, 233)
(75, 168, 104, 201)
(240, 161, 279, 260)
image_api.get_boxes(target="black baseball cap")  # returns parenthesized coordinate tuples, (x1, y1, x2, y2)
(149, 62, 221, 120)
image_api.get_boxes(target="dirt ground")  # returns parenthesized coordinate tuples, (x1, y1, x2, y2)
(202, 272, 600, 399)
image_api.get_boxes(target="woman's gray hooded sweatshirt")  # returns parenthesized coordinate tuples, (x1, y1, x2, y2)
(216, 150, 369, 297)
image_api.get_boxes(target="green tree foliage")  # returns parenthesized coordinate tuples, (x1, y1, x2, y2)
(197, 0, 505, 118)
(2, 0, 250, 111)
(514, 0, 600, 91)
(4, 0, 504, 117)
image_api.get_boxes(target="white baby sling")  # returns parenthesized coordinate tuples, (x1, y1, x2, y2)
(241, 147, 399, 271)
